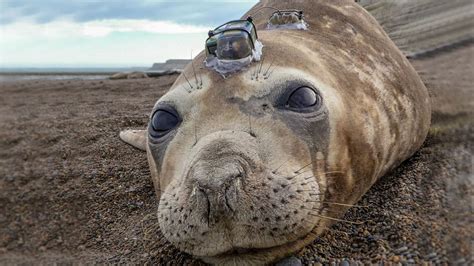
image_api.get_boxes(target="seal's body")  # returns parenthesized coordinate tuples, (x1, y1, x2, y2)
(120, 0, 431, 264)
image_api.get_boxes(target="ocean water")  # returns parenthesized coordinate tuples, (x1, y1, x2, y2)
(0, 67, 147, 82)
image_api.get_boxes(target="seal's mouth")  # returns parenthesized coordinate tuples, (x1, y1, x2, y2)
(158, 165, 323, 258)
(201, 229, 320, 264)
(220, 247, 259, 256)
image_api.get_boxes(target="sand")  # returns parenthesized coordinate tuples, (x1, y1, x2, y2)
(0, 44, 472, 265)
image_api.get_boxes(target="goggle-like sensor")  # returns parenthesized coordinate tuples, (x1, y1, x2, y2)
(268, 9, 307, 30)
(206, 17, 258, 61)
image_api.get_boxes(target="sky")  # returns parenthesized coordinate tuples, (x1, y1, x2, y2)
(0, 0, 259, 68)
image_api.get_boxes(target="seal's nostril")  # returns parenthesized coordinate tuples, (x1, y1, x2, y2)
(191, 165, 244, 226)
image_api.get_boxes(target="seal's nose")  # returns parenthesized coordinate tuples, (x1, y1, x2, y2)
(185, 131, 260, 226)
(191, 162, 244, 226)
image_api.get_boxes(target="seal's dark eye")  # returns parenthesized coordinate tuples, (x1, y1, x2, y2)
(287, 86, 319, 109)
(150, 109, 180, 138)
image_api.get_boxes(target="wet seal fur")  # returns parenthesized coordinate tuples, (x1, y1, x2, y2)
(119, 0, 431, 264)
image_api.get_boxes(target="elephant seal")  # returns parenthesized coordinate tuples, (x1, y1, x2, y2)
(119, 0, 431, 264)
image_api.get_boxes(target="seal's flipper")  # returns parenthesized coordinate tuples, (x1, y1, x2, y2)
(119, 130, 147, 151)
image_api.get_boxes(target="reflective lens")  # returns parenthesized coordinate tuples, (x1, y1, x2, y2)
(206, 18, 257, 61)
(216, 31, 253, 60)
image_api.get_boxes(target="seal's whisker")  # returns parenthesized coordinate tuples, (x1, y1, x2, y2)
(308, 212, 363, 225)
(284, 204, 358, 226)
(294, 162, 313, 174)
(325, 167, 346, 172)
(306, 200, 368, 208)
(287, 170, 343, 182)
(285, 169, 312, 181)
(263, 58, 275, 78)
(272, 159, 292, 174)
(324, 171, 345, 175)
(198, 63, 203, 86)
(283, 201, 320, 212)
(293, 189, 322, 194)
(298, 178, 317, 186)
(191, 51, 199, 89)
(282, 169, 340, 184)
(283, 169, 344, 187)
(248, 114, 255, 137)
(182, 85, 191, 94)
(320, 207, 353, 215)
(183, 72, 194, 90)
(292, 189, 320, 193)
(325, 171, 345, 175)
(286, 175, 316, 185)
(257, 53, 265, 78)
(265, 66, 276, 79)
(252, 61, 259, 80)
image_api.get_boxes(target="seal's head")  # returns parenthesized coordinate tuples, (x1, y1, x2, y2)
(142, 0, 430, 264)
(152, 57, 331, 264)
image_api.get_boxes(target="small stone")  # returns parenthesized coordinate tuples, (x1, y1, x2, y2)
(339, 260, 350, 266)
(275, 256, 303, 266)
(78, 245, 85, 251)
(426, 252, 437, 260)
(395, 246, 408, 254)
(39, 246, 47, 252)
(392, 256, 401, 263)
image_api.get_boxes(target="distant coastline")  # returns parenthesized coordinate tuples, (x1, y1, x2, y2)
(0, 67, 147, 74)
(0, 59, 191, 82)
(0, 73, 113, 82)
(0, 68, 142, 82)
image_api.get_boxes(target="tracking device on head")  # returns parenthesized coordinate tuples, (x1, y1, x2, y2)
(206, 17, 258, 61)
(204, 16, 263, 75)
(269, 9, 304, 25)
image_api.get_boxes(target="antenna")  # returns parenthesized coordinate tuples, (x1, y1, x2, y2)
(191, 51, 200, 89)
